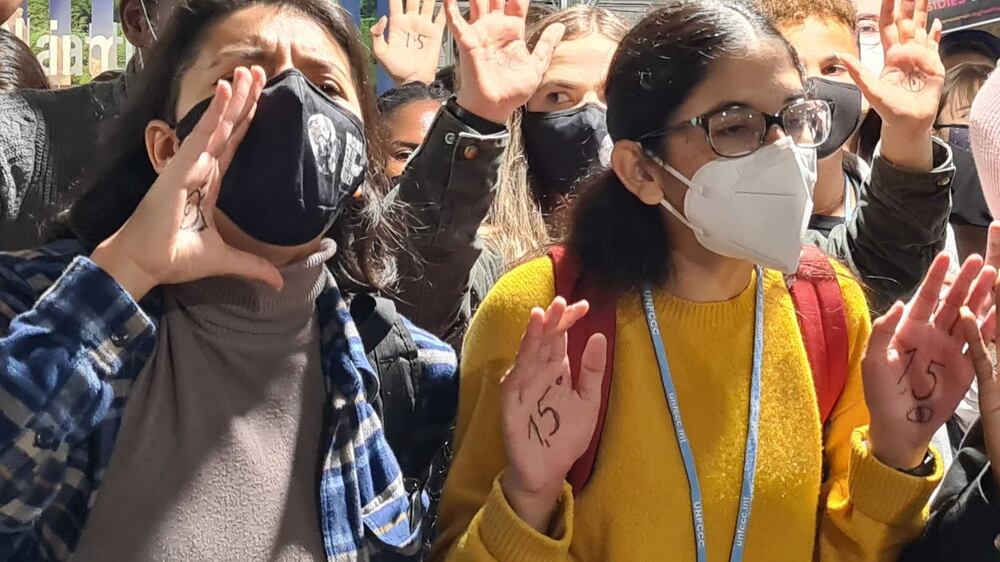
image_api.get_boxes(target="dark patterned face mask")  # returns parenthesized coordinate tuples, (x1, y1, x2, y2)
(176, 69, 368, 246)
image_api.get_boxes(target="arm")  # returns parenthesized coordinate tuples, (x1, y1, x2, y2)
(817, 267, 942, 561)
(0, 253, 155, 531)
(805, 138, 953, 311)
(392, 101, 508, 350)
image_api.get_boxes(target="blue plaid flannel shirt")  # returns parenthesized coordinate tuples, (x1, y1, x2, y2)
(0, 240, 457, 561)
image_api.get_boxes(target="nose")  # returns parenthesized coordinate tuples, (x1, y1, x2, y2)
(764, 123, 788, 144)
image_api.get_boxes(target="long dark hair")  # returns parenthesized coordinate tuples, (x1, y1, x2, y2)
(565, 0, 800, 295)
(0, 28, 50, 92)
(62, 0, 401, 294)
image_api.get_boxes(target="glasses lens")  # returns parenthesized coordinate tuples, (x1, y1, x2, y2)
(782, 100, 831, 149)
(706, 108, 766, 157)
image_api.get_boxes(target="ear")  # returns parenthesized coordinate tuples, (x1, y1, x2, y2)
(120, 0, 155, 50)
(611, 140, 666, 206)
(145, 119, 179, 175)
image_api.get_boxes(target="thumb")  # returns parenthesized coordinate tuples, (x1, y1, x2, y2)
(837, 50, 887, 113)
(869, 300, 905, 353)
(370, 16, 389, 55)
(577, 332, 607, 403)
(218, 245, 285, 291)
(986, 222, 1000, 270)
(530, 23, 565, 73)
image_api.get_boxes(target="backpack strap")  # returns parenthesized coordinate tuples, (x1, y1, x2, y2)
(549, 246, 617, 494)
(788, 245, 850, 425)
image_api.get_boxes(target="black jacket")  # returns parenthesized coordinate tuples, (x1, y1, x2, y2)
(900, 418, 1000, 561)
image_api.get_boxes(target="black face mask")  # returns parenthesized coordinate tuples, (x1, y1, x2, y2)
(522, 103, 612, 195)
(806, 77, 863, 159)
(949, 140, 993, 228)
(175, 69, 368, 246)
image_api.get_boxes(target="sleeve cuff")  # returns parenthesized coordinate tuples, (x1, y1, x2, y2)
(872, 137, 955, 188)
(446, 97, 507, 135)
(478, 476, 573, 562)
(848, 426, 943, 526)
(37, 256, 155, 362)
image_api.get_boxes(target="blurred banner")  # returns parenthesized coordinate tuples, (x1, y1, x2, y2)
(1, 0, 368, 87)
(931, 0, 1000, 32)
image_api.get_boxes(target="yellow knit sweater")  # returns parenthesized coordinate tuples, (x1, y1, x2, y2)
(431, 257, 943, 562)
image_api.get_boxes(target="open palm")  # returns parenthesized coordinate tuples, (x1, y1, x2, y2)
(863, 254, 996, 467)
(840, 0, 945, 131)
(444, 0, 563, 124)
(370, 0, 446, 85)
(501, 298, 606, 497)
(93, 66, 283, 298)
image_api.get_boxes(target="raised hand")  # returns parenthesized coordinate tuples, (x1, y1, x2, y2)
(91, 66, 283, 302)
(863, 254, 996, 470)
(370, 0, 446, 86)
(838, 0, 945, 170)
(959, 295, 1000, 489)
(446, 0, 565, 124)
(501, 297, 606, 532)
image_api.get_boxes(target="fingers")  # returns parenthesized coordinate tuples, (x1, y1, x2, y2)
(983, 304, 998, 344)
(370, 16, 388, 56)
(913, 0, 929, 36)
(933, 254, 985, 330)
(530, 23, 566, 72)
(881, 0, 900, 49)
(986, 222, 1000, 270)
(540, 298, 567, 362)
(870, 300, 906, 353)
(178, 80, 231, 160)
(389, 0, 402, 16)
(508, 307, 546, 389)
(960, 306, 995, 386)
(469, 0, 487, 23)
(434, 2, 446, 29)
(838, 51, 887, 110)
(204, 66, 253, 158)
(219, 244, 284, 291)
(577, 333, 608, 402)
(216, 66, 264, 175)
(895, 0, 916, 44)
(965, 266, 999, 321)
(444, 0, 471, 40)
(928, 18, 943, 53)
(505, 0, 528, 19)
(420, 0, 436, 17)
(907, 253, 952, 322)
(405, 0, 419, 17)
(489, 0, 503, 16)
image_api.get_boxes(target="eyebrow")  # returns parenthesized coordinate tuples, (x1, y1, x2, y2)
(539, 79, 584, 91)
(207, 40, 351, 84)
(699, 92, 805, 116)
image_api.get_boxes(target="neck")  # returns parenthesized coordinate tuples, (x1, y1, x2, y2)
(661, 213, 755, 302)
(812, 151, 847, 217)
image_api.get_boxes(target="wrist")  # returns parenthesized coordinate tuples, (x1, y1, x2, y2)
(500, 472, 563, 533)
(454, 93, 511, 126)
(868, 423, 929, 471)
(879, 123, 934, 172)
(90, 243, 157, 301)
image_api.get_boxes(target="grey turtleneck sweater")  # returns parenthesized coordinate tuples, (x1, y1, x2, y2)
(71, 240, 338, 562)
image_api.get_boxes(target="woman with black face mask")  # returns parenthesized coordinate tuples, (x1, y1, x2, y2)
(0, 0, 458, 558)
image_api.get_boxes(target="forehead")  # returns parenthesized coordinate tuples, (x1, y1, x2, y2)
(781, 16, 859, 59)
(385, 99, 440, 131)
(543, 33, 618, 85)
(852, 0, 881, 16)
(192, 5, 349, 68)
(676, 40, 803, 117)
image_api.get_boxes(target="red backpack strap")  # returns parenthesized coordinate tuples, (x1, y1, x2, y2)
(788, 245, 849, 425)
(548, 246, 616, 494)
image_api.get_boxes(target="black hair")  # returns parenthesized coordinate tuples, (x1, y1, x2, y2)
(58, 0, 402, 294)
(376, 81, 450, 116)
(0, 28, 49, 93)
(565, 0, 800, 295)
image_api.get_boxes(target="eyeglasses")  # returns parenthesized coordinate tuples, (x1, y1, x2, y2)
(638, 99, 832, 158)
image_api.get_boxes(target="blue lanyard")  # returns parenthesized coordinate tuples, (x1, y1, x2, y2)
(641, 268, 765, 562)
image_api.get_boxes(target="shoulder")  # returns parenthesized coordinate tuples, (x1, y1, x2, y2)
(401, 315, 458, 375)
(462, 257, 556, 381)
(830, 259, 872, 329)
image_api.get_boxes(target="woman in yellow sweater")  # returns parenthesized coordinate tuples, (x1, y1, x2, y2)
(431, 0, 997, 560)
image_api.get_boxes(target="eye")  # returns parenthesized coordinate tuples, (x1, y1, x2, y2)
(545, 91, 571, 105)
(319, 81, 343, 97)
(822, 64, 849, 77)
